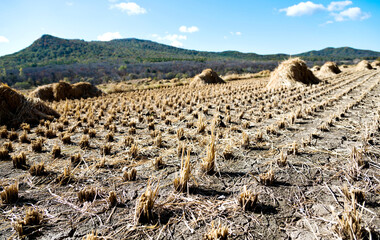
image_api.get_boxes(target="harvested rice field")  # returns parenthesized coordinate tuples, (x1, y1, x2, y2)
(1, 67, 380, 239)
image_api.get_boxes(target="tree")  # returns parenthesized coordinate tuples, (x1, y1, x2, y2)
(19, 67, 24, 78)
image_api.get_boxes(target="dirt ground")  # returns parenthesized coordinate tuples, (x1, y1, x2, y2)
(1, 68, 379, 239)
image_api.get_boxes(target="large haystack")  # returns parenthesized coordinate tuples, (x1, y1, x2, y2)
(317, 61, 341, 77)
(266, 58, 319, 89)
(190, 69, 225, 87)
(356, 60, 373, 71)
(29, 81, 103, 101)
(0, 84, 60, 126)
(371, 60, 380, 68)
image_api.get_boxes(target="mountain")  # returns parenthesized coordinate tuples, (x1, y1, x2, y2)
(1, 34, 379, 70)
(297, 47, 380, 59)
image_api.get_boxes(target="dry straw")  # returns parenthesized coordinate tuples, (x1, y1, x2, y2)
(174, 149, 191, 192)
(0, 84, 60, 126)
(266, 58, 319, 89)
(135, 179, 159, 224)
(190, 69, 226, 87)
(318, 61, 341, 77)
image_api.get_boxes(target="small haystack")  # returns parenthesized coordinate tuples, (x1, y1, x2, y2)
(371, 60, 380, 68)
(266, 58, 319, 89)
(29, 81, 103, 101)
(29, 85, 54, 101)
(0, 84, 60, 126)
(71, 82, 103, 99)
(311, 66, 320, 72)
(190, 69, 225, 87)
(356, 60, 373, 71)
(318, 61, 341, 77)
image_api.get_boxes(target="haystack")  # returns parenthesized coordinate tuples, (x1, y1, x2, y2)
(356, 60, 373, 71)
(29, 81, 103, 101)
(311, 66, 320, 72)
(317, 61, 341, 77)
(71, 82, 103, 99)
(53, 81, 73, 101)
(190, 69, 225, 87)
(371, 60, 380, 68)
(0, 84, 60, 126)
(29, 85, 54, 101)
(266, 58, 319, 89)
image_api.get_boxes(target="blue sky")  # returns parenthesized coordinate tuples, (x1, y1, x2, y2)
(0, 0, 379, 57)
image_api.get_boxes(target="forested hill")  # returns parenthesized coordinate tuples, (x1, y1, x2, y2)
(297, 47, 380, 59)
(1, 34, 379, 69)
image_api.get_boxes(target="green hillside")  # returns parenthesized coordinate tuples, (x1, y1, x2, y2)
(1, 35, 379, 70)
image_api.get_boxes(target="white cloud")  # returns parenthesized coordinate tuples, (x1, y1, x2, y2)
(152, 34, 187, 47)
(230, 32, 242, 36)
(332, 7, 370, 21)
(97, 32, 122, 41)
(170, 40, 183, 47)
(179, 26, 199, 33)
(0, 36, 9, 43)
(111, 2, 147, 15)
(280, 1, 325, 16)
(327, 1, 352, 11)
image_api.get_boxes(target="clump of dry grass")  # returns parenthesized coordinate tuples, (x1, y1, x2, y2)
(124, 136, 134, 147)
(51, 145, 61, 158)
(241, 132, 250, 149)
(333, 199, 363, 240)
(0, 147, 10, 160)
(152, 156, 164, 170)
(0, 127, 8, 138)
(197, 115, 207, 133)
(177, 127, 185, 140)
(19, 130, 31, 143)
(71, 153, 82, 166)
(61, 133, 71, 144)
(78, 187, 96, 203)
(13, 207, 44, 238)
(123, 168, 137, 181)
(105, 132, 114, 142)
(222, 145, 234, 160)
(238, 185, 258, 211)
(259, 168, 275, 186)
(277, 150, 287, 167)
(102, 144, 112, 155)
(13, 152, 27, 169)
(201, 136, 216, 174)
(135, 179, 159, 224)
(29, 162, 45, 176)
(56, 167, 73, 185)
(31, 138, 44, 152)
(174, 149, 191, 192)
(3, 141, 13, 152)
(88, 129, 96, 138)
(129, 143, 139, 158)
(0, 182, 18, 204)
(8, 129, 18, 141)
(108, 191, 118, 207)
(79, 135, 90, 149)
(204, 221, 229, 240)
(154, 133, 162, 148)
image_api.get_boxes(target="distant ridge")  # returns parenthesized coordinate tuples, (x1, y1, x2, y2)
(0, 34, 379, 69)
